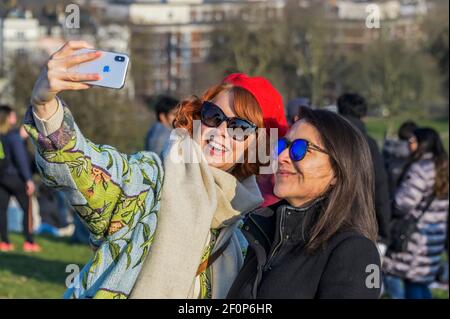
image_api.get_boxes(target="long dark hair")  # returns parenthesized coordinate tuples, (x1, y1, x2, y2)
(401, 128, 449, 199)
(297, 107, 378, 252)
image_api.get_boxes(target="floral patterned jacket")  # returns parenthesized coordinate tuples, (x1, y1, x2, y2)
(24, 104, 164, 299)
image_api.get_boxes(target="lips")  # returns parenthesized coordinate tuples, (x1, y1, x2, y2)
(276, 168, 297, 177)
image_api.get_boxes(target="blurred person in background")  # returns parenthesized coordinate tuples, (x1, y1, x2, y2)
(144, 95, 179, 157)
(0, 105, 41, 252)
(227, 106, 381, 299)
(337, 93, 392, 254)
(36, 183, 75, 238)
(70, 212, 90, 245)
(384, 128, 449, 299)
(382, 120, 418, 299)
(286, 97, 310, 126)
(383, 121, 419, 197)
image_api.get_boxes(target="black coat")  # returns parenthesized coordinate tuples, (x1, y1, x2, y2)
(344, 116, 392, 245)
(227, 199, 381, 299)
(0, 129, 32, 182)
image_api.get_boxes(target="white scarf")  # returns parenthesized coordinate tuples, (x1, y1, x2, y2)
(130, 130, 263, 298)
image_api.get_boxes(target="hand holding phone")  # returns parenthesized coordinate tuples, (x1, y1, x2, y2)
(31, 41, 129, 119)
(31, 41, 101, 113)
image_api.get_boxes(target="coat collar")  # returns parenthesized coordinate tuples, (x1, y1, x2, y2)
(246, 196, 326, 246)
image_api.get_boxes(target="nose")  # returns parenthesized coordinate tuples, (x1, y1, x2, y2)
(278, 147, 291, 165)
(216, 120, 228, 138)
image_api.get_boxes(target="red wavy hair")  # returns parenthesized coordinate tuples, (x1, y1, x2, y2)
(173, 83, 267, 180)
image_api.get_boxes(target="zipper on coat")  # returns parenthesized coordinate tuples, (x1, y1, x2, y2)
(263, 207, 286, 271)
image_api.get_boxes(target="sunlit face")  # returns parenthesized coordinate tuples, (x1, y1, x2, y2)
(7, 111, 17, 126)
(274, 120, 336, 207)
(408, 137, 418, 153)
(200, 90, 256, 172)
(159, 108, 178, 129)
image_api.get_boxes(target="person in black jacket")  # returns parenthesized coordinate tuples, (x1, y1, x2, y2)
(0, 105, 41, 252)
(228, 106, 381, 299)
(337, 93, 392, 251)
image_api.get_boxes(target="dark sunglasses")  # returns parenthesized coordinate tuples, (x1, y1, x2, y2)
(276, 137, 329, 162)
(200, 101, 257, 141)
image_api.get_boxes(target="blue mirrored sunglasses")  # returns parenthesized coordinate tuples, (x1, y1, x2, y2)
(276, 137, 329, 162)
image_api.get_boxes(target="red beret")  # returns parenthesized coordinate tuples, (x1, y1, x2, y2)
(223, 73, 288, 137)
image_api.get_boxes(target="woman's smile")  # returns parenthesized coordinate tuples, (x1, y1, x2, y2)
(205, 138, 230, 157)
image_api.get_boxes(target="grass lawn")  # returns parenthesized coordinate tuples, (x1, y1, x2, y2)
(0, 233, 91, 299)
(432, 287, 449, 299)
(1, 233, 448, 299)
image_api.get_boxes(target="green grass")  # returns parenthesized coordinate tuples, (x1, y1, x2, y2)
(432, 288, 449, 299)
(0, 233, 91, 299)
(1, 233, 448, 299)
(365, 116, 449, 150)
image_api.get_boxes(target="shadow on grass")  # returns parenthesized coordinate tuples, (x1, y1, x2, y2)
(0, 252, 73, 285)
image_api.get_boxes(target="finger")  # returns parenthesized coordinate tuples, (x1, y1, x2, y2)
(63, 51, 102, 69)
(60, 72, 100, 82)
(60, 81, 92, 91)
(53, 41, 94, 58)
(48, 78, 91, 92)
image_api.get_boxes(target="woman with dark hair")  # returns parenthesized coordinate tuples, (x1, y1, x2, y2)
(383, 128, 449, 299)
(25, 41, 287, 298)
(0, 105, 40, 252)
(227, 106, 381, 299)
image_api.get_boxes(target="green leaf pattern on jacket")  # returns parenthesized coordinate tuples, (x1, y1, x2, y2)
(23, 105, 164, 298)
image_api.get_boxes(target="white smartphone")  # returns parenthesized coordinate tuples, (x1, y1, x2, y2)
(68, 49, 130, 89)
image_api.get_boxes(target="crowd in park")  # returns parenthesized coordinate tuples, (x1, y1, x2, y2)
(0, 41, 448, 299)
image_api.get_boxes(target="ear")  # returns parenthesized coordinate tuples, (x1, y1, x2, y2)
(330, 175, 337, 186)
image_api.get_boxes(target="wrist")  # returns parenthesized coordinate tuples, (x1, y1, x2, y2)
(32, 98, 58, 120)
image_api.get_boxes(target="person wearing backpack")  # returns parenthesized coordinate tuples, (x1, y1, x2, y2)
(383, 128, 449, 299)
(0, 105, 40, 252)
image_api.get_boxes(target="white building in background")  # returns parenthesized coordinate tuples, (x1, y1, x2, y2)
(336, 0, 401, 20)
(328, 0, 429, 51)
(97, 24, 130, 53)
(98, 0, 429, 97)
(2, 11, 40, 56)
(95, 0, 286, 96)
(0, 9, 43, 104)
(399, 0, 427, 16)
(336, 0, 427, 20)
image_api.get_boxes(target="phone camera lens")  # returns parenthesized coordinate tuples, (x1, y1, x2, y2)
(115, 56, 125, 62)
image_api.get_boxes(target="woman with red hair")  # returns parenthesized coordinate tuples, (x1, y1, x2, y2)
(26, 41, 287, 299)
